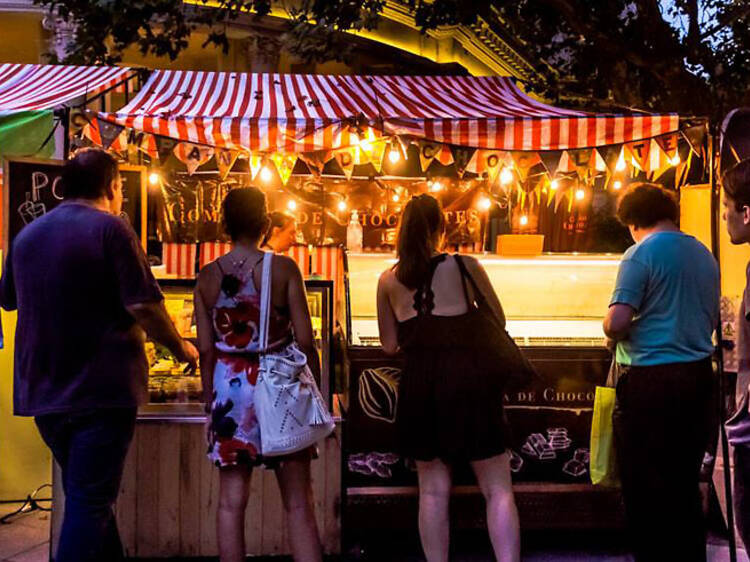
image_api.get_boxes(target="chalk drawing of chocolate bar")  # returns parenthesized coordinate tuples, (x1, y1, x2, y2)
(573, 448, 590, 464)
(562, 458, 587, 477)
(527, 433, 556, 460)
(509, 450, 524, 473)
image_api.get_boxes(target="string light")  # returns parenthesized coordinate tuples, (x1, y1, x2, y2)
(520, 215, 529, 226)
(550, 179, 559, 190)
(337, 200, 348, 212)
(148, 172, 160, 186)
(613, 180, 623, 190)
(287, 200, 297, 211)
(260, 166, 273, 183)
(575, 188, 585, 201)
(388, 146, 401, 164)
(430, 181, 443, 192)
(615, 151, 626, 171)
(392, 194, 400, 203)
(479, 197, 492, 210)
(500, 167, 513, 185)
(670, 154, 681, 166)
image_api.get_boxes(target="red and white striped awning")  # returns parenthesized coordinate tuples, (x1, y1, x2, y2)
(0, 64, 135, 113)
(100, 70, 679, 152)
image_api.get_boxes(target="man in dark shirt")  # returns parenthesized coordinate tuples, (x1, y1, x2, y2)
(0, 148, 198, 562)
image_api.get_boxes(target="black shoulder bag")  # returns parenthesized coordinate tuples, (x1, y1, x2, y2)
(454, 255, 538, 392)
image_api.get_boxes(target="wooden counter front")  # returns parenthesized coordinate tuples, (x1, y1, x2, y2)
(52, 419, 342, 558)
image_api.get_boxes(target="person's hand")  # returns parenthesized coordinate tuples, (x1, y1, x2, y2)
(175, 339, 199, 373)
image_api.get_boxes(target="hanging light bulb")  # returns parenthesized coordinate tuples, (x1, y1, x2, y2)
(478, 197, 492, 210)
(615, 151, 626, 171)
(148, 172, 160, 186)
(260, 166, 273, 183)
(287, 199, 297, 211)
(550, 179, 559, 191)
(430, 181, 443, 192)
(337, 200, 348, 212)
(388, 145, 401, 164)
(392, 194, 400, 203)
(670, 154, 681, 166)
(520, 214, 529, 226)
(575, 188, 585, 201)
(613, 180, 623, 190)
(500, 167, 514, 185)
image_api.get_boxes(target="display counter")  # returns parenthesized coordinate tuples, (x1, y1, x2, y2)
(343, 252, 624, 533)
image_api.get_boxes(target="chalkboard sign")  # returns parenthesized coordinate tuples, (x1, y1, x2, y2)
(3, 158, 146, 249)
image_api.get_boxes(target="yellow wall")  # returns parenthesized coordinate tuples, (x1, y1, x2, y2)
(680, 185, 713, 251)
(0, 12, 46, 63)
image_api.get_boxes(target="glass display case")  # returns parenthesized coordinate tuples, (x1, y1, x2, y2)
(140, 277, 334, 418)
(347, 252, 621, 348)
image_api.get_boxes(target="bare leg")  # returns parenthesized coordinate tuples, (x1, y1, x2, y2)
(217, 465, 253, 562)
(471, 452, 520, 562)
(415, 459, 452, 562)
(275, 450, 323, 562)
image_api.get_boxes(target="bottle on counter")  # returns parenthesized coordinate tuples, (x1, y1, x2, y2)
(346, 210, 363, 253)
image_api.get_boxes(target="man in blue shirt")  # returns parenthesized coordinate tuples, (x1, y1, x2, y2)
(604, 183, 719, 562)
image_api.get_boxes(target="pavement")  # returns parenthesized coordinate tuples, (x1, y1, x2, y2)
(1, 501, 747, 561)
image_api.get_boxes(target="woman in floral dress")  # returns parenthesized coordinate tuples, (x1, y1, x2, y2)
(194, 187, 323, 562)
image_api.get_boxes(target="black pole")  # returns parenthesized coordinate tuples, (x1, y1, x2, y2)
(62, 107, 71, 160)
(710, 125, 738, 562)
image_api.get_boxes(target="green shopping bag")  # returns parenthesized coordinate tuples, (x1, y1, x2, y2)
(590, 386, 619, 487)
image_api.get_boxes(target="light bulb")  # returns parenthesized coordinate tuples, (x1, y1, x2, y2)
(613, 180, 623, 190)
(430, 181, 443, 192)
(479, 197, 492, 210)
(500, 167, 513, 185)
(287, 199, 297, 211)
(520, 215, 528, 226)
(670, 154, 680, 166)
(392, 194, 400, 202)
(148, 172, 160, 186)
(550, 179, 559, 190)
(575, 188, 585, 200)
(615, 151, 626, 171)
(388, 148, 401, 164)
(260, 166, 273, 183)
(337, 200, 347, 212)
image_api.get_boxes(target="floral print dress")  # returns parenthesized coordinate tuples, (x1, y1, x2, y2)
(206, 259, 292, 467)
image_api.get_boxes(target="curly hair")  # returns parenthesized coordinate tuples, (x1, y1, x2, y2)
(222, 187, 268, 242)
(616, 183, 679, 229)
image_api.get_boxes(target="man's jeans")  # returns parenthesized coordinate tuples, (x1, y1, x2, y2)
(35, 408, 136, 562)
(734, 445, 750, 551)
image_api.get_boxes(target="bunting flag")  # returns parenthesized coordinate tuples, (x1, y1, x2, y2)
(647, 138, 672, 180)
(297, 151, 328, 177)
(369, 140, 388, 173)
(334, 148, 356, 180)
(511, 151, 541, 181)
(418, 140, 443, 172)
(626, 139, 651, 171)
(540, 151, 562, 177)
(95, 117, 125, 150)
(82, 121, 102, 146)
(216, 149, 240, 180)
(682, 126, 706, 158)
(269, 152, 298, 185)
(248, 153, 263, 180)
(452, 147, 476, 178)
(155, 135, 179, 164)
(174, 142, 215, 175)
(558, 151, 576, 173)
(655, 133, 679, 160)
(139, 133, 158, 160)
(591, 148, 607, 172)
(598, 145, 623, 173)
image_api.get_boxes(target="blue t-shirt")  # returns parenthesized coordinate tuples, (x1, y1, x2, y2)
(610, 231, 719, 366)
(0, 203, 163, 416)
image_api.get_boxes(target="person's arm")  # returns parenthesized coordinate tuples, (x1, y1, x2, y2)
(284, 257, 322, 384)
(194, 268, 218, 404)
(126, 301, 198, 368)
(464, 256, 506, 328)
(604, 257, 648, 341)
(376, 271, 399, 355)
(603, 304, 636, 340)
(0, 243, 17, 311)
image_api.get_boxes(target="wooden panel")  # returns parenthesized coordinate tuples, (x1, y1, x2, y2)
(135, 425, 160, 557)
(116, 433, 139, 557)
(323, 429, 342, 554)
(245, 465, 264, 555)
(199, 442, 220, 555)
(261, 469, 285, 555)
(179, 424, 202, 556)
(157, 424, 181, 556)
(311, 443, 326, 549)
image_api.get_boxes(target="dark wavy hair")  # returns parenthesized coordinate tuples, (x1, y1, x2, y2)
(62, 147, 119, 200)
(395, 194, 445, 289)
(616, 183, 679, 229)
(222, 187, 268, 242)
(261, 211, 295, 246)
(723, 159, 750, 212)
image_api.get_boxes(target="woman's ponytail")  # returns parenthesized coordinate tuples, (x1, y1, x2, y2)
(395, 195, 444, 289)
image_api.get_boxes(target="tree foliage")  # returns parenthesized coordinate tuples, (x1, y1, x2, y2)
(35, 0, 750, 120)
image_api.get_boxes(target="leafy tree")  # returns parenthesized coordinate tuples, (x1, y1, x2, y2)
(35, 0, 750, 120)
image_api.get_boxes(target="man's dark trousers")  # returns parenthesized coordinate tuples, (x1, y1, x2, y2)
(613, 358, 714, 562)
(35, 408, 136, 562)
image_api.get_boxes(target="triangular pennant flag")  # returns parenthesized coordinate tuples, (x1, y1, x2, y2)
(511, 151, 541, 182)
(216, 149, 240, 180)
(248, 154, 263, 181)
(465, 150, 485, 175)
(418, 140, 443, 172)
(655, 133, 679, 160)
(558, 151, 576, 173)
(626, 140, 650, 172)
(174, 142, 214, 175)
(334, 148, 356, 180)
(599, 145, 623, 173)
(681, 126, 706, 158)
(82, 121, 102, 146)
(540, 151, 562, 177)
(484, 151, 505, 184)
(155, 136, 179, 164)
(297, 151, 328, 177)
(369, 140, 387, 173)
(269, 153, 298, 185)
(436, 144, 454, 167)
(592, 149, 607, 172)
(452, 147, 476, 178)
(95, 117, 125, 150)
(647, 138, 671, 180)
(138, 134, 159, 160)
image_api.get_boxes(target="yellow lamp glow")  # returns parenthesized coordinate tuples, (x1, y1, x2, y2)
(670, 154, 680, 166)
(148, 172, 160, 186)
(392, 194, 400, 202)
(260, 166, 273, 183)
(479, 197, 492, 210)
(287, 200, 297, 211)
(575, 188, 585, 200)
(550, 179, 559, 190)
(337, 200, 347, 212)
(500, 167, 513, 185)
(615, 151, 626, 171)
(520, 215, 529, 226)
(430, 181, 443, 192)
(613, 180, 623, 190)
(388, 147, 401, 164)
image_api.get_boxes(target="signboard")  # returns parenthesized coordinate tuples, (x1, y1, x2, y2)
(3, 158, 146, 249)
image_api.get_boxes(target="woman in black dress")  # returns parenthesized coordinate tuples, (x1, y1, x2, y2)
(377, 194, 520, 562)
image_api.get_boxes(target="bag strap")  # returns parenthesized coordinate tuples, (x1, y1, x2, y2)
(454, 254, 484, 307)
(258, 251, 273, 353)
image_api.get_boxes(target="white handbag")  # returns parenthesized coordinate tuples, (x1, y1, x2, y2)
(254, 252, 335, 456)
